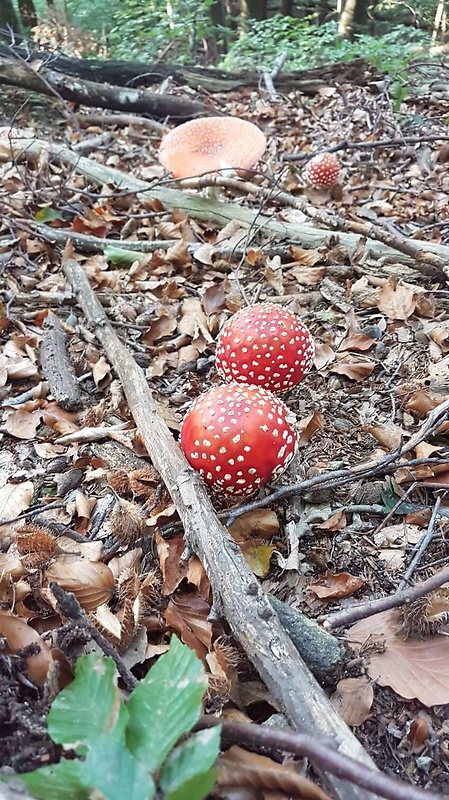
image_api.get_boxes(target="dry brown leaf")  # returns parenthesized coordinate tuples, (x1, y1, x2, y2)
(331, 353, 375, 382)
(289, 245, 323, 266)
(404, 389, 446, 416)
(317, 509, 347, 531)
(297, 411, 323, 447)
(314, 342, 335, 370)
(339, 333, 377, 352)
(330, 676, 374, 726)
(408, 715, 431, 753)
(0, 481, 34, 520)
(229, 509, 279, 542)
(290, 265, 326, 285)
(364, 422, 406, 450)
(143, 314, 177, 345)
(0, 611, 52, 685)
(348, 608, 449, 706)
(376, 278, 419, 321)
(309, 571, 365, 600)
(42, 402, 79, 435)
(46, 556, 115, 611)
(217, 745, 331, 800)
(92, 356, 111, 388)
(4, 405, 43, 439)
(164, 592, 212, 661)
(202, 282, 226, 315)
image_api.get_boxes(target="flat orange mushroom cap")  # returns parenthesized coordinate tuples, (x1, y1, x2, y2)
(158, 117, 267, 179)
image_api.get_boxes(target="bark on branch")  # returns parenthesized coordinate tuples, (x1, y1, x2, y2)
(0, 56, 213, 121)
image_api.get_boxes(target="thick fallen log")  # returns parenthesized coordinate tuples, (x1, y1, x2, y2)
(0, 57, 213, 121)
(6, 137, 449, 271)
(0, 41, 375, 93)
(63, 255, 382, 800)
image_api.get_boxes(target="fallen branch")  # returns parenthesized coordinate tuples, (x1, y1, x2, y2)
(63, 253, 382, 800)
(40, 311, 82, 411)
(0, 57, 213, 122)
(7, 138, 449, 270)
(199, 718, 445, 800)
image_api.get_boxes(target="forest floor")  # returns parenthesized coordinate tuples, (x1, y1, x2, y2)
(1, 61, 449, 799)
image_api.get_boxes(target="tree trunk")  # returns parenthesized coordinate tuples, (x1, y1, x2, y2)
(243, 0, 267, 22)
(0, 0, 20, 30)
(281, 0, 293, 16)
(209, 0, 229, 53)
(338, 0, 369, 38)
(17, 0, 38, 27)
(433, 0, 448, 41)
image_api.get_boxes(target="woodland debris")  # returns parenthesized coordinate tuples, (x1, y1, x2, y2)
(39, 312, 82, 411)
(63, 255, 381, 800)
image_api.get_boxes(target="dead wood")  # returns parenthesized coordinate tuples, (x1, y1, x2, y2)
(40, 312, 82, 411)
(62, 255, 383, 800)
(9, 137, 449, 269)
(0, 57, 214, 121)
(0, 41, 374, 93)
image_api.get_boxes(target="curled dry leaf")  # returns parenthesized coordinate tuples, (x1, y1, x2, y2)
(164, 591, 213, 661)
(0, 611, 52, 685)
(348, 608, 449, 707)
(297, 411, 323, 447)
(317, 509, 347, 531)
(217, 745, 332, 800)
(3, 405, 43, 439)
(339, 333, 377, 352)
(309, 571, 365, 600)
(314, 342, 335, 370)
(330, 676, 374, 727)
(46, 556, 115, 611)
(229, 508, 279, 542)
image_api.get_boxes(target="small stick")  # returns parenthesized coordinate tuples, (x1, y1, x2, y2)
(283, 133, 449, 161)
(50, 582, 137, 691)
(397, 494, 445, 590)
(198, 718, 445, 800)
(323, 565, 449, 630)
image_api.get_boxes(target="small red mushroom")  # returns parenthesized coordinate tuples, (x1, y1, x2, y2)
(215, 303, 314, 394)
(180, 383, 297, 497)
(158, 117, 267, 180)
(304, 152, 340, 188)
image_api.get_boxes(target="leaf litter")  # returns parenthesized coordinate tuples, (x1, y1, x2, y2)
(1, 60, 449, 796)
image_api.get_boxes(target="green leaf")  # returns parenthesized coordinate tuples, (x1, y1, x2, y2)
(162, 770, 218, 800)
(22, 760, 88, 800)
(81, 736, 155, 800)
(48, 653, 127, 753)
(160, 727, 220, 799)
(34, 206, 66, 223)
(126, 636, 207, 771)
(104, 246, 145, 265)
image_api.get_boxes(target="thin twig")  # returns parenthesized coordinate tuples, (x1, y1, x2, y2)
(323, 565, 449, 630)
(397, 494, 445, 590)
(198, 718, 445, 800)
(283, 133, 449, 162)
(50, 582, 137, 691)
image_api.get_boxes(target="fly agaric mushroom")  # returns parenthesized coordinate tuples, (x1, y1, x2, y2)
(215, 303, 314, 394)
(304, 152, 340, 188)
(180, 383, 297, 497)
(158, 117, 267, 180)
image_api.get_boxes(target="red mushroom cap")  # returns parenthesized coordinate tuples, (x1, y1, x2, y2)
(304, 152, 340, 188)
(215, 303, 315, 394)
(158, 117, 267, 179)
(180, 383, 297, 497)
